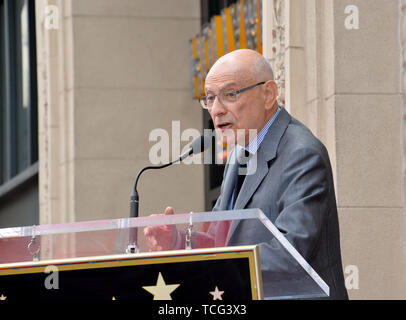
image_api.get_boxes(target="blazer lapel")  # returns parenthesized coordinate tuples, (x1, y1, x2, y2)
(226, 107, 291, 242)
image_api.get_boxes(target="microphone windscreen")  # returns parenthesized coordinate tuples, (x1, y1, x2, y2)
(190, 135, 211, 155)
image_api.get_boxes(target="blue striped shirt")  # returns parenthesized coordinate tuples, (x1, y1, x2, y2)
(245, 106, 281, 156)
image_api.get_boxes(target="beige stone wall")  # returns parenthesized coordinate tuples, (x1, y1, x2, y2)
(326, 0, 405, 299)
(36, 0, 204, 224)
(264, 0, 406, 299)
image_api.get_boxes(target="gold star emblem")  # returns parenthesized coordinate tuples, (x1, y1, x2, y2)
(0, 294, 6, 301)
(209, 286, 224, 300)
(142, 272, 180, 300)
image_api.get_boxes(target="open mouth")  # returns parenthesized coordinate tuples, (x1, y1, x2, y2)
(217, 122, 232, 131)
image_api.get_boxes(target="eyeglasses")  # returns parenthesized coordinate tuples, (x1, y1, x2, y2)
(199, 82, 265, 109)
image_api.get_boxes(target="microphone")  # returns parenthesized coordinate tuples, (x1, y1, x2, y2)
(178, 134, 212, 162)
(126, 135, 211, 253)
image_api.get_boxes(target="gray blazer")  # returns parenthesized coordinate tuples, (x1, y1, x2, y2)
(212, 107, 348, 300)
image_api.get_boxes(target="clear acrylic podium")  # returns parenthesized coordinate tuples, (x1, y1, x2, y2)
(0, 209, 329, 300)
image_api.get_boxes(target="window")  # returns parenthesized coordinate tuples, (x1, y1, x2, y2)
(0, 0, 38, 188)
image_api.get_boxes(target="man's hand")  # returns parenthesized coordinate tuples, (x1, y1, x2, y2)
(143, 207, 177, 251)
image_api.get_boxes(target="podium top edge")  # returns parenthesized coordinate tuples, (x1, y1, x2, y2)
(0, 209, 265, 239)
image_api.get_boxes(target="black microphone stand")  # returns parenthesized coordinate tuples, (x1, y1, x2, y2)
(126, 150, 192, 254)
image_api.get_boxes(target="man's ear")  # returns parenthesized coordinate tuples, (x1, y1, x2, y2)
(264, 80, 278, 110)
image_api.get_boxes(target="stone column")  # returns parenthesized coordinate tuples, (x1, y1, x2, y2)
(35, 0, 75, 225)
(330, 0, 405, 299)
(402, 0, 406, 233)
(264, 0, 406, 299)
(262, 0, 306, 121)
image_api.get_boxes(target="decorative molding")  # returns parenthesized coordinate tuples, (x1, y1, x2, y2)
(263, 0, 286, 106)
(402, 1, 406, 204)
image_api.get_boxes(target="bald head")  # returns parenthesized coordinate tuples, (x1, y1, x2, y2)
(207, 49, 274, 84)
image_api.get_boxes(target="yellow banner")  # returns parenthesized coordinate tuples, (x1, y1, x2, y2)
(189, 0, 262, 99)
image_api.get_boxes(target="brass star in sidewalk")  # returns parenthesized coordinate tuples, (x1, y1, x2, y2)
(142, 272, 180, 300)
(210, 286, 224, 300)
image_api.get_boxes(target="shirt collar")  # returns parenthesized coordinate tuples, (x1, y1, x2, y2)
(245, 106, 281, 155)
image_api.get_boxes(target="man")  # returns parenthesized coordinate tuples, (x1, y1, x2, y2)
(144, 49, 348, 299)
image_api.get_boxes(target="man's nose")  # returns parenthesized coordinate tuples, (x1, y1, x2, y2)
(210, 96, 227, 117)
